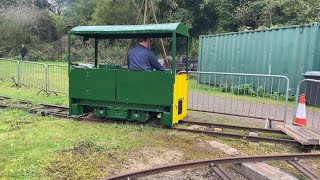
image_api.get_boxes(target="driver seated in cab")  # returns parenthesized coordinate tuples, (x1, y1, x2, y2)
(127, 37, 164, 71)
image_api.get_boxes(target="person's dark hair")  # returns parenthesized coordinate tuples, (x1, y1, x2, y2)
(138, 37, 148, 43)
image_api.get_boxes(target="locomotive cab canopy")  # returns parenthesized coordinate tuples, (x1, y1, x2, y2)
(68, 23, 190, 127)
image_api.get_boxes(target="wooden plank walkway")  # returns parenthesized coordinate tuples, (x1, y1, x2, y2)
(277, 125, 320, 145)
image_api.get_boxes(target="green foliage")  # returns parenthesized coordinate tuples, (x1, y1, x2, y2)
(0, 5, 57, 57)
(232, 84, 255, 95)
(52, 15, 68, 38)
(220, 84, 230, 93)
(1, 0, 320, 60)
(190, 38, 199, 58)
(229, 84, 295, 101)
(72, 0, 96, 25)
(92, 0, 137, 25)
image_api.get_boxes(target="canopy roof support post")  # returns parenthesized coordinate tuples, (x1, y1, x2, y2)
(68, 33, 71, 75)
(95, 39, 98, 68)
(171, 33, 176, 74)
(186, 37, 189, 73)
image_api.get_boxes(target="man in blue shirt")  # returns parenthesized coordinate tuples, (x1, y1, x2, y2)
(127, 37, 164, 71)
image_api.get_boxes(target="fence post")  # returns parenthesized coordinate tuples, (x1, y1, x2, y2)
(284, 77, 290, 125)
(46, 64, 68, 95)
(45, 64, 49, 93)
(292, 79, 320, 130)
(17, 60, 21, 86)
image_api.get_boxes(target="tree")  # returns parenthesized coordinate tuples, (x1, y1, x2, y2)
(0, 5, 57, 54)
(92, 0, 137, 25)
(33, 0, 51, 9)
(72, 0, 96, 25)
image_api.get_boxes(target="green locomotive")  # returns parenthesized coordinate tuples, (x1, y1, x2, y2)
(68, 23, 189, 127)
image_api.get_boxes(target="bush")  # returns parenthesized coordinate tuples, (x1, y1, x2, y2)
(232, 84, 255, 95)
(220, 83, 296, 101)
(220, 84, 230, 92)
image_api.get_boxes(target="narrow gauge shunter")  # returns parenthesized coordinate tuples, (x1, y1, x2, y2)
(68, 23, 190, 127)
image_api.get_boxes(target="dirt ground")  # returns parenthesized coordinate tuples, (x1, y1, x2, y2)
(116, 146, 246, 180)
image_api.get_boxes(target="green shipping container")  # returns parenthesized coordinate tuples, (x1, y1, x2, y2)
(198, 23, 320, 93)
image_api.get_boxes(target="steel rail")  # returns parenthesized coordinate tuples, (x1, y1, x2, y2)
(39, 103, 68, 110)
(1, 96, 319, 149)
(0, 95, 68, 111)
(179, 120, 284, 134)
(0, 104, 8, 108)
(0, 95, 11, 99)
(103, 153, 320, 180)
(188, 109, 284, 122)
(0, 95, 33, 105)
(170, 127, 300, 146)
(287, 160, 320, 180)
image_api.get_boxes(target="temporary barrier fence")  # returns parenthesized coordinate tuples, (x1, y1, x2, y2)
(0, 60, 69, 95)
(0, 59, 19, 86)
(19, 61, 47, 94)
(47, 64, 68, 95)
(293, 79, 320, 130)
(188, 71, 290, 123)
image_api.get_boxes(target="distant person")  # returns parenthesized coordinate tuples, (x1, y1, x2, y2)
(19, 45, 28, 61)
(127, 37, 164, 71)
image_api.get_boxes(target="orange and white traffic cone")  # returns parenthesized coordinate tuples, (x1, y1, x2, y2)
(294, 94, 307, 126)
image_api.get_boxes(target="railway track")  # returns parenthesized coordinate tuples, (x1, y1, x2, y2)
(102, 153, 320, 180)
(1, 96, 320, 179)
(0, 95, 319, 149)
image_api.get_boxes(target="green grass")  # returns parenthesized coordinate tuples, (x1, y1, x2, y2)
(0, 109, 223, 179)
(0, 81, 68, 106)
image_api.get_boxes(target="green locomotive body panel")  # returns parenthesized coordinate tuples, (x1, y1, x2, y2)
(69, 69, 174, 124)
(69, 68, 116, 101)
(116, 70, 173, 106)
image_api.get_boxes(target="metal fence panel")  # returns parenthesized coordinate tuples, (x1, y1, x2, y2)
(0, 58, 19, 84)
(47, 64, 68, 94)
(293, 79, 320, 130)
(188, 71, 290, 123)
(19, 61, 47, 92)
